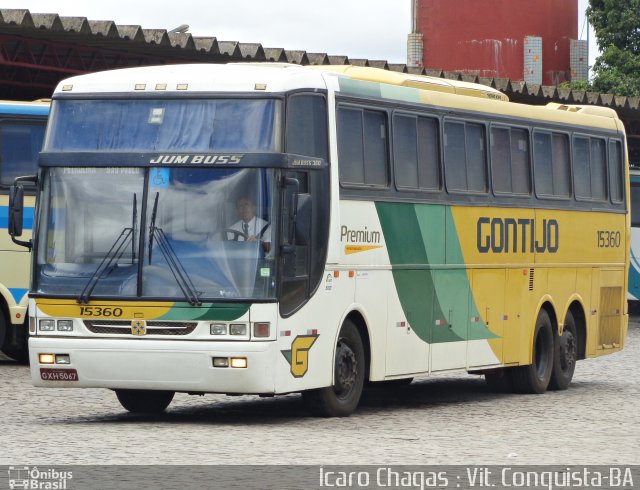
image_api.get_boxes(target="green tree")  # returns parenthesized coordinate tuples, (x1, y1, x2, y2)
(587, 0, 640, 96)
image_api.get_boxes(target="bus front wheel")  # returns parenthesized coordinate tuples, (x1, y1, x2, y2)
(303, 319, 365, 417)
(0, 316, 29, 364)
(510, 309, 554, 394)
(115, 389, 174, 414)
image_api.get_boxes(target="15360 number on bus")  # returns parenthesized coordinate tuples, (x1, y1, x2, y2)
(597, 230, 621, 248)
(79, 306, 124, 317)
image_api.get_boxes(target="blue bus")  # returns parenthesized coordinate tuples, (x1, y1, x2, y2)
(0, 100, 49, 362)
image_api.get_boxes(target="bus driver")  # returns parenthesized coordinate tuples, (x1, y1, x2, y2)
(227, 195, 271, 253)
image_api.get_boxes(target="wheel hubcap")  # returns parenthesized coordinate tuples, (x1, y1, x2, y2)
(560, 331, 576, 372)
(334, 340, 357, 398)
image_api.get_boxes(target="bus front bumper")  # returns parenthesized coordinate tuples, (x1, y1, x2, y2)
(29, 336, 277, 394)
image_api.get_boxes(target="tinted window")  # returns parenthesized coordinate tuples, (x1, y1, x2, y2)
(444, 121, 486, 193)
(364, 111, 388, 186)
(338, 106, 388, 187)
(632, 183, 640, 226)
(393, 114, 440, 190)
(573, 136, 591, 199)
(574, 136, 607, 201)
(466, 123, 487, 192)
(511, 128, 531, 194)
(590, 138, 607, 200)
(534, 131, 570, 198)
(491, 126, 530, 195)
(609, 140, 624, 203)
(444, 121, 467, 191)
(337, 107, 364, 184)
(286, 94, 328, 160)
(491, 126, 511, 193)
(0, 121, 46, 186)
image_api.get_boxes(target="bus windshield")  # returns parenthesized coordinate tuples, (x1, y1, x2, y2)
(35, 167, 278, 302)
(44, 98, 281, 152)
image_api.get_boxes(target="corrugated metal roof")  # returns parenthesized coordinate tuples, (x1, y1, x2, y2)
(0, 8, 638, 117)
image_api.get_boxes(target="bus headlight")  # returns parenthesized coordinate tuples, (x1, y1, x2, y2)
(39, 319, 55, 331)
(210, 323, 227, 335)
(229, 324, 247, 336)
(57, 320, 74, 332)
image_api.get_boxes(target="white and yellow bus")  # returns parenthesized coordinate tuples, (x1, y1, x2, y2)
(10, 64, 628, 416)
(0, 100, 48, 362)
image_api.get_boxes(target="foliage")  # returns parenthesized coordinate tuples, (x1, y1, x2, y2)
(587, 0, 640, 96)
(558, 80, 592, 91)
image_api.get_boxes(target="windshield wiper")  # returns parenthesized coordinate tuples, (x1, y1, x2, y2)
(77, 227, 132, 304)
(148, 192, 202, 306)
(77, 194, 138, 304)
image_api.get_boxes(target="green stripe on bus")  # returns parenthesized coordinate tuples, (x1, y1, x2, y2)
(158, 302, 250, 321)
(337, 78, 383, 98)
(376, 202, 497, 344)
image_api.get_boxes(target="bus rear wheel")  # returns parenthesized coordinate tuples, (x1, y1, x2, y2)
(549, 311, 577, 390)
(303, 319, 365, 417)
(115, 389, 174, 413)
(510, 309, 554, 394)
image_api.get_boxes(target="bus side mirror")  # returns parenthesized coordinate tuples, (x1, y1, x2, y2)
(9, 184, 25, 237)
(9, 175, 37, 250)
(295, 194, 312, 246)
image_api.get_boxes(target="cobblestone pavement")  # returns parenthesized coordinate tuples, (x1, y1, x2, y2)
(1, 323, 638, 466)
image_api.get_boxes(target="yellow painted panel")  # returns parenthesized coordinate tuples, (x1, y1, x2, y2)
(470, 269, 505, 365)
(35, 298, 175, 320)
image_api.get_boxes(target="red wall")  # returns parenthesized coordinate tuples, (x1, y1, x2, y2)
(418, 0, 578, 85)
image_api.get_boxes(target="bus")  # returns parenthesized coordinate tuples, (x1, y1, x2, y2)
(9, 64, 628, 416)
(629, 167, 640, 303)
(0, 100, 48, 362)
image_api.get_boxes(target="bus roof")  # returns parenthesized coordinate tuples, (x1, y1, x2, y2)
(0, 99, 49, 116)
(311, 65, 509, 101)
(52, 63, 327, 95)
(52, 63, 621, 132)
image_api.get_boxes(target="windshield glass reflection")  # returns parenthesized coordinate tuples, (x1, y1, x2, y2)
(35, 167, 278, 301)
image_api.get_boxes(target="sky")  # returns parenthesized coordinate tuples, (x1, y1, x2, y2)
(3, 0, 597, 71)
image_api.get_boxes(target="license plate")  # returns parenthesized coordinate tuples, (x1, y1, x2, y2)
(40, 368, 79, 381)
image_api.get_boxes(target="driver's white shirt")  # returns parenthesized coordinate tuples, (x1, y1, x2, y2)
(229, 216, 271, 242)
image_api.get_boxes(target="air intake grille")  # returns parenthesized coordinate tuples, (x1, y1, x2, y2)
(528, 268, 535, 291)
(84, 320, 197, 336)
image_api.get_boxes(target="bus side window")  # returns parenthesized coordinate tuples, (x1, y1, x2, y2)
(337, 106, 389, 187)
(393, 114, 440, 191)
(444, 120, 487, 193)
(534, 131, 570, 198)
(608, 140, 624, 204)
(0, 120, 46, 187)
(286, 94, 328, 160)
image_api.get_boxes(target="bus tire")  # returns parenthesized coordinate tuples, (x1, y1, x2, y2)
(0, 313, 6, 356)
(302, 319, 365, 417)
(1, 318, 30, 364)
(510, 309, 554, 394)
(549, 311, 578, 391)
(115, 389, 174, 414)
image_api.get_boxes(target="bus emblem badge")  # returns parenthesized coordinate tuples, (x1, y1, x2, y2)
(281, 334, 319, 378)
(131, 320, 147, 336)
